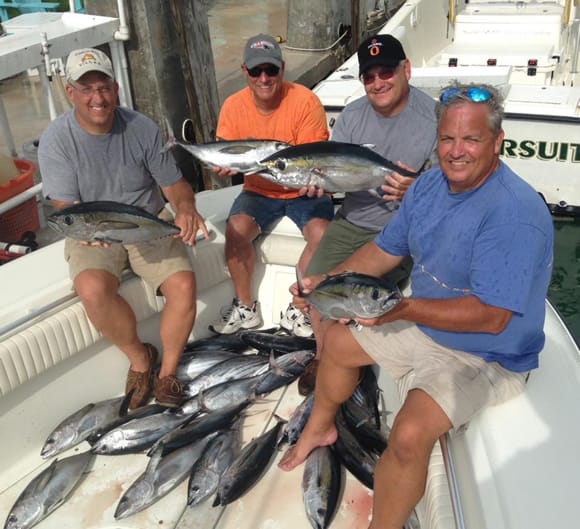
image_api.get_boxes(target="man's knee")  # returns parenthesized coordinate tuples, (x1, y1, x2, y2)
(161, 271, 196, 305)
(323, 324, 373, 368)
(388, 418, 436, 464)
(303, 218, 330, 244)
(74, 269, 118, 304)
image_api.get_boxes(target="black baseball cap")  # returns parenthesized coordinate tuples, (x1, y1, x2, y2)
(358, 34, 406, 76)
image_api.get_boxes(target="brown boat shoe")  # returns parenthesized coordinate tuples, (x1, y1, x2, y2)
(154, 374, 185, 408)
(298, 359, 319, 396)
(125, 343, 158, 409)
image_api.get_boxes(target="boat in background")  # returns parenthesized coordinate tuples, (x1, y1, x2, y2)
(313, 0, 580, 216)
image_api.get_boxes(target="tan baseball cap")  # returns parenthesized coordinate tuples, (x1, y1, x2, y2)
(65, 48, 114, 82)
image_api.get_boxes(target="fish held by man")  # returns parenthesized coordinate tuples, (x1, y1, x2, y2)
(164, 137, 290, 175)
(299, 271, 402, 320)
(47, 201, 180, 244)
(258, 141, 419, 193)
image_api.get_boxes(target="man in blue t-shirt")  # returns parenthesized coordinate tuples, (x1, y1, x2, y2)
(278, 83, 553, 528)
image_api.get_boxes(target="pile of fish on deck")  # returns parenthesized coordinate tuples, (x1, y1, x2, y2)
(4, 329, 391, 529)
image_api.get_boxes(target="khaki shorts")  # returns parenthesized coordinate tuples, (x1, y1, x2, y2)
(65, 208, 193, 293)
(351, 320, 528, 428)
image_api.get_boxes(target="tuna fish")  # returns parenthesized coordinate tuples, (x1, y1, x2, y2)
(302, 446, 342, 529)
(90, 409, 192, 455)
(187, 424, 241, 507)
(301, 271, 402, 320)
(114, 436, 211, 519)
(164, 137, 290, 175)
(47, 201, 180, 244)
(213, 418, 286, 506)
(279, 393, 315, 447)
(4, 451, 93, 529)
(40, 394, 132, 458)
(258, 141, 418, 193)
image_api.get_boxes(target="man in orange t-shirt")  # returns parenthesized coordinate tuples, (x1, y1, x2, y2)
(209, 33, 333, 335)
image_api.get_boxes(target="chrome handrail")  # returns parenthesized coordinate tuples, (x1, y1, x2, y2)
(439, 433, 465, 529)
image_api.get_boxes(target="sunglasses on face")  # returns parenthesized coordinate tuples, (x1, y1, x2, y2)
(439, 86, 493, 104)
(246, 65, 280, 78)
(360, 67, 398, 85)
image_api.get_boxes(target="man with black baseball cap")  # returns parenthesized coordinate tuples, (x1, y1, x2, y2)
(357, 33, 406, 75)
(296, 33, 438, 395)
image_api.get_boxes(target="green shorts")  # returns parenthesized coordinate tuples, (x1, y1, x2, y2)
(352, 320, 528, 428)
(306, 214, 412, 287)
(64, 208, 193, 293)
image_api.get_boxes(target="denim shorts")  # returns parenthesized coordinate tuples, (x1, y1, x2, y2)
(229, 190, 334, 232)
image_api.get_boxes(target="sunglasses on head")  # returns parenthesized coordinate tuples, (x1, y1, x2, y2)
(246, 64, 280, 78)
(439, 86, 492, 104)
(360, 67, 398, 85)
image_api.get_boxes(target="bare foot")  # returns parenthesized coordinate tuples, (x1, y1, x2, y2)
(278, 423, 338, 471)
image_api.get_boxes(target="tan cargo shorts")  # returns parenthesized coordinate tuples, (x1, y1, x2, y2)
(64, 208, 193, 294)
(351, 320, 528, 428)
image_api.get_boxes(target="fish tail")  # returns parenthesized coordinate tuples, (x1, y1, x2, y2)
(161, 136, 177, 153)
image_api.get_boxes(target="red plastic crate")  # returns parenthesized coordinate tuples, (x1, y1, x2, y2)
(0, 159, 40, 242)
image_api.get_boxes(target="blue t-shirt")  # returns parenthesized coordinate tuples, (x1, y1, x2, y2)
(375, 161, 554, 371)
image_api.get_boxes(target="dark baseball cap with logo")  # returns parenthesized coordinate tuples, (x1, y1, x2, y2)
(243, 33, 283, 69)
(357, 34, 406, 76)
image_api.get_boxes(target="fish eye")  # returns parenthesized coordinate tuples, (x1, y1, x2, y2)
(371, 288, 380, 301)
(275, 159, 286, 171)
(64, 215, 74, 226)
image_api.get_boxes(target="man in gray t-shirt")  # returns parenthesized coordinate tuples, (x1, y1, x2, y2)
(38, 48, 209, 409)
(295, 35, 438, 394)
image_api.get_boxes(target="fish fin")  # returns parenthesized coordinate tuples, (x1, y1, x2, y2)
(219, 145, 255, 155)
(145, 442, 165, 472)
(97, 220, 140, 231)
(268, 349, 292, 377)
(34, 458, 59, 493)
(119, 390, 133, 417)
(94, 235, 123, 244)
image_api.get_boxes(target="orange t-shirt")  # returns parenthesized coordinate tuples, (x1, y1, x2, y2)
(216, 81, 329, 199)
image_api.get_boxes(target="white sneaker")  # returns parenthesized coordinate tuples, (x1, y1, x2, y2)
(280, 303, 313, 338)
(209, 298, 263, 334)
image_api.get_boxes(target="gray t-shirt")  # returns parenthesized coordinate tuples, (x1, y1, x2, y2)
(39, 107, 182, 215)
(331, 86, 437, 231)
